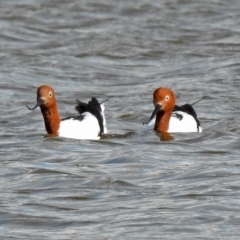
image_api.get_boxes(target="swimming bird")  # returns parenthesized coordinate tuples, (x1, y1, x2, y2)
(144, 87, 202, 132)
(26, 85, 107, 140)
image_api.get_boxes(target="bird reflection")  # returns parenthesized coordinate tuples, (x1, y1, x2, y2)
(159, 132, 174, 141)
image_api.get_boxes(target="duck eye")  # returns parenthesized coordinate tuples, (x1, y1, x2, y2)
(165, 95, 169, 101)
(49, 92, 52, 97)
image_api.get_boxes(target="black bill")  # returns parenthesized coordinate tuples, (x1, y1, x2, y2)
(143, 104, 162, 125)
(26, 98, 45, 110)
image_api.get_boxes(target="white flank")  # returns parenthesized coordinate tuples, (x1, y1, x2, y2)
(100, 103, 107, 134)
(144, 111, 202, 133)
(168, 111, 201, 133)
(59, 112, 101, 140)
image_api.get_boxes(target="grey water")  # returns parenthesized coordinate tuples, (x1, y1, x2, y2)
(1, 0, 240, 239)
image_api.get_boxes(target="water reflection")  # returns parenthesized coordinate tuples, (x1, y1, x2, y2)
(159, 132, 174, 141)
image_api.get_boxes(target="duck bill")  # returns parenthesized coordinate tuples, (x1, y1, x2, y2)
(144, 104, 162, 125)
(26, 98, 45, 110)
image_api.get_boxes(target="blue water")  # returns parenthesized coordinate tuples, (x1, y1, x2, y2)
(1, 0, 240, 239)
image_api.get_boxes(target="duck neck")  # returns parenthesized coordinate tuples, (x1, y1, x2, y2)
(40, 104, 61, 136)
(154, 110, 171, 132)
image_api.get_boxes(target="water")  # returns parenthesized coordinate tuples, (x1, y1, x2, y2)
(1, 0, 240, 239)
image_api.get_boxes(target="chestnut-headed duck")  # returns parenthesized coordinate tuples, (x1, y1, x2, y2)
(26, 85, 107, 140)
(144, 87, 202, 133)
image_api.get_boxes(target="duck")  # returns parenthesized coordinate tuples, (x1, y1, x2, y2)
(144, 87, 202, 132)
(26, 85, 107, 140)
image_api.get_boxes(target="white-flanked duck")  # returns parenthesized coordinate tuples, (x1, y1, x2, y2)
(26, 85, 107, 140)
(144, 87, 202, 133)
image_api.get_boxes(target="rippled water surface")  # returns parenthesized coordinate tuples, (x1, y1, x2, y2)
(1, 0, 240, 239)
